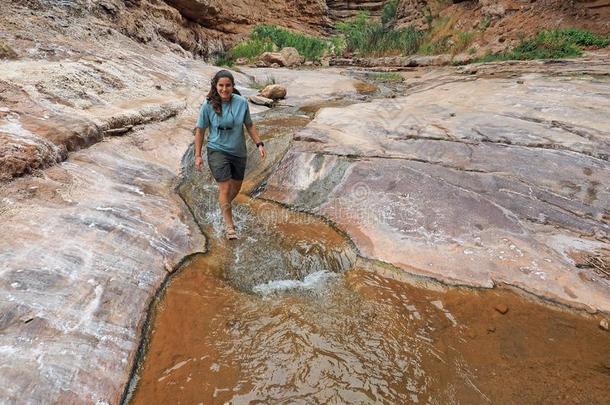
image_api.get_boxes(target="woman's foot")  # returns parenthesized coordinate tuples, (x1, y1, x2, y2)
(225, 226, 238, 240)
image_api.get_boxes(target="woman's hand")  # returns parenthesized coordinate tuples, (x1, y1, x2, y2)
(258, 145, 266, 159)
(195, 156, 203, 170)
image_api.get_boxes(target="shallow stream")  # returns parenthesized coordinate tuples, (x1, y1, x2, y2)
(126, 96, 610, 405)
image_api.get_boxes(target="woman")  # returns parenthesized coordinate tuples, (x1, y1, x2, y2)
(194, 70, 266, 240)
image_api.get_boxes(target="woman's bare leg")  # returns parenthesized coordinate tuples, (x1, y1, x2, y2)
(228, 179, 243, 202)
(217, 180, 235, 229)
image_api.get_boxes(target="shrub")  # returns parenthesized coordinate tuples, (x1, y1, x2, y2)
(382, 0, 399, 26)
(368, 72, 404, 82)
(477, 28, 609, 62)
(251, 25, 328, 60)
(230, 38, 274, 61)
(336, 12, 423, 57)
(213, 51, 234, 67)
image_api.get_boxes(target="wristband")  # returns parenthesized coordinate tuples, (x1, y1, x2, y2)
(256, 142, 264, 147)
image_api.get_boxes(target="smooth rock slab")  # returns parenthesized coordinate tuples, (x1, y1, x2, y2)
(0, 115, 205, 403)
(262, 68, 610, 312)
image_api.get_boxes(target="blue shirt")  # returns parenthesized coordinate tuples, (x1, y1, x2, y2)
(196, 94, 252, 158)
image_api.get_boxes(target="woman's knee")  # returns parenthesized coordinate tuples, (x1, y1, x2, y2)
(217, 180, 232, 198)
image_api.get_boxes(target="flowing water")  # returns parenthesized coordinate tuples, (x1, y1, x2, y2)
(125, 110, 610, 404)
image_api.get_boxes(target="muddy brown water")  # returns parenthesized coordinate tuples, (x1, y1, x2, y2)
(127, 107, 609, 404)
(128, 204, 610, 404)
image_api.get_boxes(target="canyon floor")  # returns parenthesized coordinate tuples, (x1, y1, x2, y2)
(1, 32, 609, 402)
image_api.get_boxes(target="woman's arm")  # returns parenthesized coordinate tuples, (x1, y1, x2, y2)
(194, 127, 206, 170)
(245, 122, 266, 159)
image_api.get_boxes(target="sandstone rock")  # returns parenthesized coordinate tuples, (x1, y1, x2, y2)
(280, 47, 304, 67)
(260, 84, 287, 100)
(600, 319, 609, 331)
(0, 40, 18, 59)
(248, 94, 275, 107)
(235, 57, 249, 65)
(260, 61, 610, 313)
(409, 54, 452, 66)
(452, 52, 474, 65)
(495, 304, 509, 315)
(259, 52, 287, 67)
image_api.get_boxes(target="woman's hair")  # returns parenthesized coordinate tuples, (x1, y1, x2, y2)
(207, 69, 241, 115)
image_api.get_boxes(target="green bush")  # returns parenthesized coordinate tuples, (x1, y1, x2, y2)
(382, 0, 399, 26)
(251, 25, 328, 60)
(213, 51, 234, 67)
(477, 28, 609, 62)
(230, 38, 274, 61)
(368, 72, 404, 82)
(336, 12, 423, 57)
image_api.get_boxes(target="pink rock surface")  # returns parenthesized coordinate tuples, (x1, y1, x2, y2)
(262, 59, 610, 312)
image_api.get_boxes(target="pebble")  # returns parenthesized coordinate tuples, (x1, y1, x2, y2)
(600, 319, 609, 331)
(487, 325, 496, 333)
(494, 303, 509, 314)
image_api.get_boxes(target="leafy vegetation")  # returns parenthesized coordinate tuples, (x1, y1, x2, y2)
(215, 24, 343, 66)
(215, 14, 609, 67)
(250, 25, 330, 60)
(336, 12, 423, 57)
(367, 72, 404, 82)
(477, 28, 610, 62)
(381, 0, 399, 26)
(418, 15, 474, 55)
(230, 38, 274, 61)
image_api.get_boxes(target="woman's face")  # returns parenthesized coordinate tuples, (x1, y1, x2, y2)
(216, 77, 233, 101)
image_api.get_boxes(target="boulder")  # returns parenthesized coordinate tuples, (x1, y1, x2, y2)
(280, 47, 304, 67)
(248, 95, 275, 107)
(259, 52, 287, 67)
(260, 84, 287, 100)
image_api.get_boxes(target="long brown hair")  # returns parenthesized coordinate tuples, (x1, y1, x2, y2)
(207, 70, 242, 115)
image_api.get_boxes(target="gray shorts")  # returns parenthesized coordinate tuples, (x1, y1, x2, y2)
(207, 148, 247, 182)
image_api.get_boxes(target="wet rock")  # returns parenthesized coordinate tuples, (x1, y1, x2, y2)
(495, 304, 509, 314)
(260, 84, 287, 100)
(600, 319, 609, 331)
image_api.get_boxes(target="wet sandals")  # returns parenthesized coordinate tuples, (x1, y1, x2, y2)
(225, 227, 238, 240)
